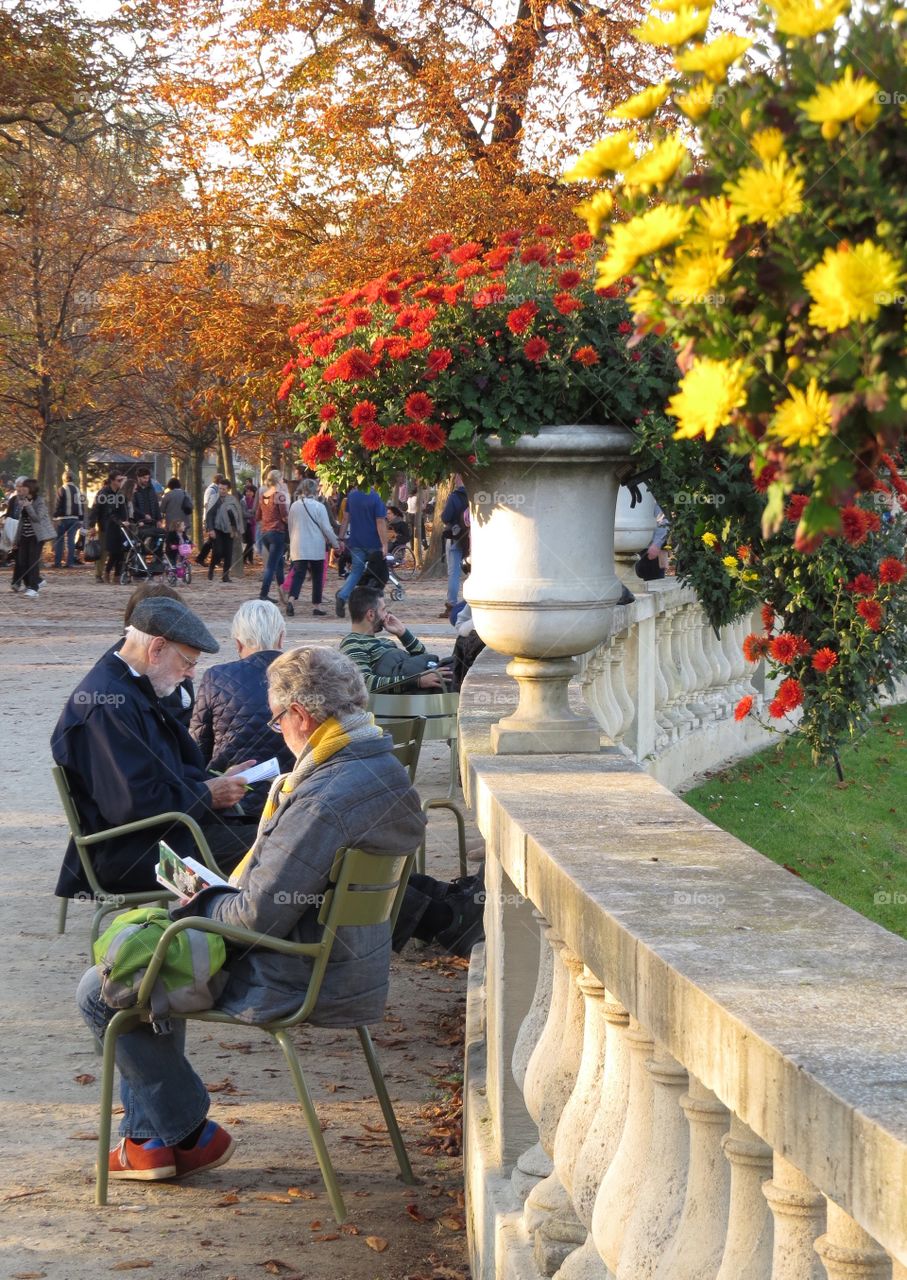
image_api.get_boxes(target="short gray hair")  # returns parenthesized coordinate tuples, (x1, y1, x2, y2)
(268, 646, 367, 722)
(230, 600, 285, 651)
(300, 478, 318, 497)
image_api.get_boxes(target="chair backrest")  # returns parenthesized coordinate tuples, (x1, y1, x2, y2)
(289, 845, 415, 1025)
(368, 691, 459, 744)
(51, 764, 105, 896)
(376, 715, 425, 783)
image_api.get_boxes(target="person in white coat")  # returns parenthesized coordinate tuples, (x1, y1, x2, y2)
(286, 478, 340, 617)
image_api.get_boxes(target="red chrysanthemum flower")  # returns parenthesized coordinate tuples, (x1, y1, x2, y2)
(785, 493, 809, 523)
(443, 283, 465, 305)
(311, 334, 336, 359)
(426, 232, 455, 256)
(301, 431, 337, 466)
(276, 374, 294, 402)
(753, 460, 780, 493)
(792, 635, 812, 657)
(553, 292, 584, 315)
(385, 337, 410, 361)
(571, 231, 594, 251)
(408, 329, 431, 350)
(761, 604, 774, 632)
(742, 633, 770, 662)
(520, 242, 549, 265)
(617, 320, 634, 335)
(737, 545, 752, 562)
(359, 423, 386, 451)
(734, 695, 754, 721)
(296, 355, 313, 370)
(812, 647, 838, 672)
(319, 403, 337, 422)
(506, 301, 539, 335)
(536, 221, 557, 237)
(456, 260, 483, 279)
(767, 697, 787, 719)
(558, 269, 582, 289)
(351, 400, 378, 428)
(449, 240, 483, 265)
(573, 345, 600, 366)
(856, 598, 884, 630)
(380, 287, 402, 307)
(421, 423, 446, 452)
(329, 347, 375, 381)
(768, 632, 799, 664)
(404, 392, 435, 422)
(864, 510, 881, 533)
(840, 506, 870, 546)
(382, 423, 410, 448)
(879, 557, 907, 584)
(348, 307, 372, 326)
(472, 283, 507, 309)
(414, 284, 445, 303)
(556, 248, 577, 263)
(484, 246, 515, 269)
(426, 347, 453, 375)
(846, 573, 877, 595)
(776, 677, 804, 711)
(280, 358, 295, 376)
(523, 336, 550, 361)
(338, 288, 362, 307)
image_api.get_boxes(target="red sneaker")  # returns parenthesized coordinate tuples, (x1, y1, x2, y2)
(173, 1120, 236, 1178)
(107, 1137, 177, 1181)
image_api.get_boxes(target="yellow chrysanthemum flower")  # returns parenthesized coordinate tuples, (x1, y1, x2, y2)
(668, 357, 749, 441)
(802, 240, 903, 331)
(573, 190, 615, 237)
(701, 531, 719, 547)
(611, 82, 671, 120)
(750, 127, 785, 162)
(563, 132, 637, 181)
(675, 80, 716, 119)
(632, 5, 712, 47)
(798, 67, 882, 139)
(630, 286, 661, 318)
(769, 379, 833, 448)
(596, 205, 693, 287)
(687, 196, 740, 249)
(623, 137, 688, 192)
(675, 33, 752, 81)
(722, 555, 739, 569)
(725, 155, 804, 228)
(663, 249, 733, 302)
(766, 0, 849, 35)
(742, 571, 760, 582)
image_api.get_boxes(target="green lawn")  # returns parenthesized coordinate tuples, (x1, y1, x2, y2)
(682, 704, 907, 939)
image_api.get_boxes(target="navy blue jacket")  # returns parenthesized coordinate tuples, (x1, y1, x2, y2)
(52, 649, 219, 896)
(190, 650, 294, 818)
(442, 485, 469, 548)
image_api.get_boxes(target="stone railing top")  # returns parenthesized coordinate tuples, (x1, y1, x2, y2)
(460, 647, 907, 1261)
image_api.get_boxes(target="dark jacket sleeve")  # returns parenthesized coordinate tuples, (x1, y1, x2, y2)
(189, 671, 216, 765)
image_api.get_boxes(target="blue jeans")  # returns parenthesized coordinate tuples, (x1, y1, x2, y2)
(77, 969, 209, 1146)
(260, 530, 286, 598)
(446, 542, 464, 606)
(54, 517, 80, 567)
(336, 546, 371, 603)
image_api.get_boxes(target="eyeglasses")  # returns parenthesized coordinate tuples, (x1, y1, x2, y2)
(268, 707, 290, 734)
(167, 643, 201, 672)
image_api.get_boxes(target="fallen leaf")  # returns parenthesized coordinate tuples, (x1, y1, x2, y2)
(12, 1272, 46, 1278)
(406, 1202, 430, 1222)
(438, 1215, 464, 1231)
(215, 1193, 241, 1206)
(340, 1223, 360, 1235)
(73, 1073, 96, 1086)
(68, 1132, 99, 1141)
(253, 1194, 294, 1204)
(365, 1236, 389, 1252)
(287, 1187, 316, 1200)
(110, 1264, 154, 1272)
(312, 1233, 341, 1242)
(259, 1262, 296, 1275)
(205, 1078, 238, 1094)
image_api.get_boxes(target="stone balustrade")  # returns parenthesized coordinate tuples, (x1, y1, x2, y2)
(460, 647, 907, 1280)
(578, 580, 773, 790)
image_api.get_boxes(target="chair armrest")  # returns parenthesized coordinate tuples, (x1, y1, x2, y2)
(134, 915, 320, 1007)
(79, 811, 221, 873)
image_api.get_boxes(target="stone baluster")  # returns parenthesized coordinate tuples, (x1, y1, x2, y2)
(715, 1115, 774, 1280)
(661, 605, 695, 732)
(615, 1046, 690, 1280)
(528, 966, 606, 1273)
(512, 910, 554, 1093)
(696, 612, 724, 715)
(555, 991, 631, 1280)
(590, 1019, 656, 1276)
(608, 635, 636, 744)
(710, 618, 736, 716)
(653, 1077, 731, 1280)
(722, 617, 751, 709)
(814, 1202, 892, 1279)
(685, 605, 715, 721)
(763, 1154, 826, 1280)
(651, 610, 675, 747)
(513, 932, 582, 1202)
(584, 639, 623, 744)
(673, 606, 701, 730)
(737, 615, 763, 705)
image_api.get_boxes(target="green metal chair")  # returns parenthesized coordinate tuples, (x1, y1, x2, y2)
(51, 764, 224, 955)
(94, 845, 418, 1223)
(375, 714, 426, 784)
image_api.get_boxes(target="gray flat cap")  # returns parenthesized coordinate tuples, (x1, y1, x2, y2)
(129, 597, 219, 654)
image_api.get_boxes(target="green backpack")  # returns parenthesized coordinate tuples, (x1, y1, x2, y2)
(93, 907, 228, 1034)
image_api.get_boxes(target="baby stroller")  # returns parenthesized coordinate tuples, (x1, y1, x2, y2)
(119, 525, 167, 585)
(361, 548, 405, 602)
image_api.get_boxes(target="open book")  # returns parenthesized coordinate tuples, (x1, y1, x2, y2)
(157, 840, 230, 898)
(233, 757, 282, 786)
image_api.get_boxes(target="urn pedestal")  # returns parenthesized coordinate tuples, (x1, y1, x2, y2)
(464, 423, 636, 754)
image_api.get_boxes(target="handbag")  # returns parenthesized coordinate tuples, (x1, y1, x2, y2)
(634, 551, 663, 581)
(83, 535, 102, 563)
(0, 516, 19, 553)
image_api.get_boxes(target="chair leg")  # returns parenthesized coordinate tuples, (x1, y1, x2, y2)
(421, 799, 468, 879)
(272, 1029, 347, 1225)
(95, 1010, 136, 1205)
(356, 1026, 417, 1185)
(57, 896, 69, 934)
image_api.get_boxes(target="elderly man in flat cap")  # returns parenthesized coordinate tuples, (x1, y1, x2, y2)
(52, 597, 260, 899)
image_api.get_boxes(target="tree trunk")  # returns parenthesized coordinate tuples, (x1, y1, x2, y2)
(217, 420, 236, 489)
(421, 477, 452, 577)
(188, 446, 204, 547)
(171, 454, 182, 482)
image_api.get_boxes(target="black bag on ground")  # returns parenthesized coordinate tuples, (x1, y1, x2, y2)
(83, 535, 102, 563)
(634, 552, 664, 581)
(372, 647, 441, 692)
